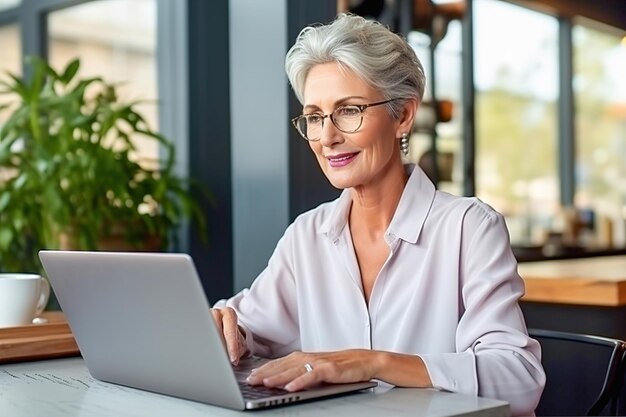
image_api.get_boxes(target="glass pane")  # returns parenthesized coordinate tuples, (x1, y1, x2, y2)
(407, 30, 434, 178)
(0, 0, 20, 12)
(434, 20, 463, 196)
(47, 0, 158, 166)
(573, 21, 626, 248)
(407, 21, 463, 196)
(0, 23, 21, 124)
(474, 0, 559, 245)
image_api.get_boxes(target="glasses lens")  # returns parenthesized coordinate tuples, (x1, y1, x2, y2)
(295, 117, 309, 139)
(298, 114, 323, 141)
(333, 106, 362, 133)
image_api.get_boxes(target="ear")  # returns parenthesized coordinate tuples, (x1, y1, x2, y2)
(395, 98, 418, 138)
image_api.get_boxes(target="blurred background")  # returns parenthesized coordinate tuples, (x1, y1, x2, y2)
(0, 0, 625, 301)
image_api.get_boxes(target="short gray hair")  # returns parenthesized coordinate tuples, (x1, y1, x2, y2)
(285, 13, 426, 118)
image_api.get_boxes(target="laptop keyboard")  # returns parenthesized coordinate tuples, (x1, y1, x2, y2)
(238, 382, 290, 399)
(234, 357, 292, 400)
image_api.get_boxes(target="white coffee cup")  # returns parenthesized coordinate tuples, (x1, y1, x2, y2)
(0, 273, 51, 327)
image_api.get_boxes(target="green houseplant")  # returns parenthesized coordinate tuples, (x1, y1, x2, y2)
(0, 57, 207, 273)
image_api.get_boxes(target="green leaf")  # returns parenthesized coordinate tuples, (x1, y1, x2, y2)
(0, 138, 15, 163)
(13, 172, 28, 189)
(5, 72, 30, 100)
(60, 59, 80, 84)
(0, 192, 10, 211)
(0, 227, 13, 251)
(12, 210, 25, 231)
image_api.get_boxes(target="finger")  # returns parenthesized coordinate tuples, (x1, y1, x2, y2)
(210, 308, 223, 332)
(246, 356, 291, 385)
(283, 365, 319, 391)
(284, 374, 316, 392)
(249, 360, 315, 388)
(210, 309, 228, 352)
(221, 308, 245, 364)
(247, 365, 298, 387)
(246, 360, 279, 385)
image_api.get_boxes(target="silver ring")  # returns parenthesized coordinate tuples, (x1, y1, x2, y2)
(304, 363, 313, 373)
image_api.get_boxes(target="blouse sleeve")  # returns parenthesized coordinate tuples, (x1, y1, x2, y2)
(419, 206, 546, 417)
(213, 224, 300, 358)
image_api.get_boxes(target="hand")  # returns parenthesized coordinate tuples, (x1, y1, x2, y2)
(245, 350, 380, 392)
(211, 307, 248, 365)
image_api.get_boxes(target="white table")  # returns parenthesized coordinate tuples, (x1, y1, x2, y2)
(0, 357, 509, 417)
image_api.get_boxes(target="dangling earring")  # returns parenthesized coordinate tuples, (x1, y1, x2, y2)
(400, 132, 410, 156)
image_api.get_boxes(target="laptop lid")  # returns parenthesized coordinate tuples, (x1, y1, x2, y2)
(39, 251, 376, 410)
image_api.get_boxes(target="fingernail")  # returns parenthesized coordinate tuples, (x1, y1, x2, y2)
(285, 382, 295, 391)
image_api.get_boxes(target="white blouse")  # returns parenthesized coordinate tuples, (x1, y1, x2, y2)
(215, 165, 545, 416)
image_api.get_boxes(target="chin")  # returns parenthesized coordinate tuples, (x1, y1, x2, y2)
(316, 157, 363, 189)
(321, 170, 360, 190)
(326, 179, 351, 190)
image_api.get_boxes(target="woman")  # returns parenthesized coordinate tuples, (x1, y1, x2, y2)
(213, 13, 545, 416)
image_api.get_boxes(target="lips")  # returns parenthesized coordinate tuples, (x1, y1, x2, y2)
(326, 152, 359, 168)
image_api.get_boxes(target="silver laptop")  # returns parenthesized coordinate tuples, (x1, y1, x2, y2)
(38, 250, 376, 410)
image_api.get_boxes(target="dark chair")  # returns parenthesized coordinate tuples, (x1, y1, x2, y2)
(529, 328, 626, 416)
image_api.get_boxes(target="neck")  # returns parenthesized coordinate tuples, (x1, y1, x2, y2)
(349, 161, 408, 238)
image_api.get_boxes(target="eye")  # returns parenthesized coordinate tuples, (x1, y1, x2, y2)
(335, 106, 361, 118)
(305, 114, 324, 124)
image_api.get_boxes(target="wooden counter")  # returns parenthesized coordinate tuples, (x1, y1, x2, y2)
(518, 256, 626, 341)
(519, 256, 626, 306)
(0, 311, 79, 363)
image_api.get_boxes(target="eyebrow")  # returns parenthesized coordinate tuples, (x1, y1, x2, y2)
(303, 96, 368, 113)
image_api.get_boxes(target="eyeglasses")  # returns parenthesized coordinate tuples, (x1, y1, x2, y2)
(291, 98, 400, 141)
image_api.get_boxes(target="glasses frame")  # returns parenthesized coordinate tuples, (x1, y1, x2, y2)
(291, 98, 400, 141)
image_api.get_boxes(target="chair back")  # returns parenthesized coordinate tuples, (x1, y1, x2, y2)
(529, 328, 626, 416)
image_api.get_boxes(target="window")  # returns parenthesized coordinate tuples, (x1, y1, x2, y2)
(473, 0, 559, 245)
(433, 20, 463, 196)
(0, 23, 20, 74)
(407, 30, 434, 171)
(0, 23, 21, 123)
(573, 21, 626, 247)
(47, 0, 158, 166)
(0, 0, 20, 12)
(407, 20, 463, 196)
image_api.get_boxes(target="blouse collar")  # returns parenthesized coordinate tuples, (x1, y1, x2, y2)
(320, 164, 436, 245)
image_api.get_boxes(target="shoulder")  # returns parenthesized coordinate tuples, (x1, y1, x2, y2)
(286, 196, 345, 237)
(430, 192, 507, 238)
(434, 191, 501, 220)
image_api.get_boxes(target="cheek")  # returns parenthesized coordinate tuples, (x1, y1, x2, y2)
(356, 119, 397, 153)
(308, 141, 323, 157)
(361, 134, 395, 160)
(308, 142, 327, 167)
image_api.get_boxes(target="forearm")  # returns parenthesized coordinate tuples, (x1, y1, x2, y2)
(370, 350, 433, 388)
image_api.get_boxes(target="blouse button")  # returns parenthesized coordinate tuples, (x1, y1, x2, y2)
(385, 233, 396, 244)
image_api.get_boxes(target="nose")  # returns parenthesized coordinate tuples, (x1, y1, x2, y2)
(318, 115, 343, 147)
